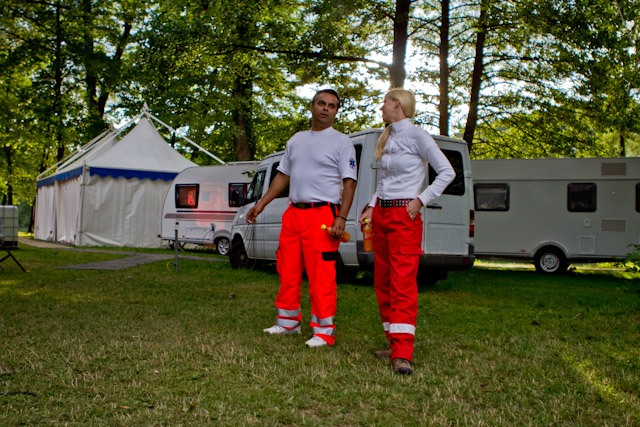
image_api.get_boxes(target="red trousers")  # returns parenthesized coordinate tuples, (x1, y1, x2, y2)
(372, 205, 423, 361)
(274, 204, 341, 345)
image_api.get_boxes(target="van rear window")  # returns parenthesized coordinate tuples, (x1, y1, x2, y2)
(567, 183, 596, 212)
(175, 184, 199, 209)
(429, 149, 464, 195)
(474, 184, 509, 211)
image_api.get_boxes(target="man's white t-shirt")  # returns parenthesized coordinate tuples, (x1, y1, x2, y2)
(277, 127, 357, 204)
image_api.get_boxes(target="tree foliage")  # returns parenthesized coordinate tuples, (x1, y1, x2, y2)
(1, 0, 639, 207)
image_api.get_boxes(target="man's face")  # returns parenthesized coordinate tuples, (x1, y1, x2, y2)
(310, 92, 339, 130)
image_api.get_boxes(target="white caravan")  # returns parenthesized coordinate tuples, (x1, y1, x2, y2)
(160, 162, 259, 254)
(229, 129, 475, 285)
(471, 157, 640, 273)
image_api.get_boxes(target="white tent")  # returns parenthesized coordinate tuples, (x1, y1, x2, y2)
(34, 115, 199, 248)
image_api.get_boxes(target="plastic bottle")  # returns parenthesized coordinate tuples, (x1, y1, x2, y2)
(321, 224, 350, 242)
(362, 218, 373, 252)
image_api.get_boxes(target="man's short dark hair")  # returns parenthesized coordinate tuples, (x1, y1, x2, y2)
(312, 89, 341, 110)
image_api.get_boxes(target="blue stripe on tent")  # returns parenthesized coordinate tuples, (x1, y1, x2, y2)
(89, 167, 178, 181)
(56, 167, 83, 182)
(37, 176, 56, 188)
(36, 167, 84, 188)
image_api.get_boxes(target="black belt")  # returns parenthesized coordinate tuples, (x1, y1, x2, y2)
(292, 201, 339, 209)
(377, 198, 413, 208)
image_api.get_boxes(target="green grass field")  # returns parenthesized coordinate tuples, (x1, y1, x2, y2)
(1, 242, 639, 425)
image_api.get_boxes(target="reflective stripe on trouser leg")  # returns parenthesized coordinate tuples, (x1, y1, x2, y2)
(304, 205, 340, 345)
(274, 207, 304, 330)
(275, 307, 301, 330)
(372, 205, 422, 362)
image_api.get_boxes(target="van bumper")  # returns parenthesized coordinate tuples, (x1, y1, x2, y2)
(420, 245, 475, 271)
(419, 254, 476, 271)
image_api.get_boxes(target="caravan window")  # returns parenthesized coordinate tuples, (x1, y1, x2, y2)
(474, 184, 509, 211)
(175, 184, 199, 209)
(429, 149, 465, 195)
(228, 183, 247, 207)
(270, 162, 289, 199)
(568, 183, 596, 212)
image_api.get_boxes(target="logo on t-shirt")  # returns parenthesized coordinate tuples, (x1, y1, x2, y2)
(349, 158, 356, 169)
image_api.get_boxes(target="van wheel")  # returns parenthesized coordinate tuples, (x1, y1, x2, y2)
(216, 237, 230, 256)
(534, 248, 568, 274)
(229, 240, 249, 269)
(417, 268, 447, 286)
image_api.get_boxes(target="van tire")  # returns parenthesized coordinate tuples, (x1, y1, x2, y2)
(216, 237, 230, 256)
(534, 247, 568, 274)
(417, 268, 447, 286)
(229, 240, 249, 269)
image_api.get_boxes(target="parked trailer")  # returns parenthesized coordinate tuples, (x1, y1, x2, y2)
(471, 157, 640, 273)
(229, 128, 475, 285)
(160, 162, 259, 254)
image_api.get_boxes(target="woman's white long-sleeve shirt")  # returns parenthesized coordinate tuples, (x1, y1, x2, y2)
(369, 119, 455, 207)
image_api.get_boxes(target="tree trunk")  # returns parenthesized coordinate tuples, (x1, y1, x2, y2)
(54, 0, 65, 162)
(3, 146, 13, 205)
(439, 0, 450, 136)
(463, 3, 488, 153)
(390, 0, 411, 88)
(232, 71, 254, 161)
(620, 134, 625, 157)
(81, 0, 104, 137)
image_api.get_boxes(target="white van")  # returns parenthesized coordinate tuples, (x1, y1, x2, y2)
(160, 162, 259, 254)
(471, 157, 640, 273)
(228, 129, 475, 284)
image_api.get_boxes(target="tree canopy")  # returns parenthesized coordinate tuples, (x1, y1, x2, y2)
(1, 0, 639, 206)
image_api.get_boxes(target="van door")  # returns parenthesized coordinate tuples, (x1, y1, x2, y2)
(243, 167, 268, 258)
(260, 159, 290, 260)
(424, 144, 471, 256)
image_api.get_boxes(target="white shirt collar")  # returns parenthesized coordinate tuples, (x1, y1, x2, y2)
(390, 118, 412, 133)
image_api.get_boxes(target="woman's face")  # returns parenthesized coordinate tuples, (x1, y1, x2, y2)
(380, 96, 402, 124)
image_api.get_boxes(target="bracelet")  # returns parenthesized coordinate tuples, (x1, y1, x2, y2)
(337, 216, 347, 221)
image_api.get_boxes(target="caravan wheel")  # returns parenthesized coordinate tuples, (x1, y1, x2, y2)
(534, 247, 568, 274)
(216, 237, 230, 255)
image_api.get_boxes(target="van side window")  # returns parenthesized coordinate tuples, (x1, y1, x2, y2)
(636, 183, 640, 213)
(474, 184, 509, 211)
(246, 170, 266, 203)
(429, 149, 464, 195)
(567, 183, 597, 212)
(175, 184, 199, 209)
(354, 144, 362, 179)
(270, 162, 289, 198)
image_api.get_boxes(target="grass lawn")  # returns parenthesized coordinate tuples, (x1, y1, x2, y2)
(1, 243, 639, 425)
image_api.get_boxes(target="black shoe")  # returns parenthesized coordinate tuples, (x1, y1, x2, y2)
(391, 358, 413, 375)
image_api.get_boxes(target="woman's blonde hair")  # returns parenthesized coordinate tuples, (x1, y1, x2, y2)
(375, 89, 417, 160)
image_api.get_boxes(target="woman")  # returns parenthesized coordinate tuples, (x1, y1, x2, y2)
(359, 89, 455, 375)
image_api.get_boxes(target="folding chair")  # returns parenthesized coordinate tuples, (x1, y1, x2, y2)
(0, 238, 26, 272)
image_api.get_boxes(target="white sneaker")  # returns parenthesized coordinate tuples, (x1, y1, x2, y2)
(305, 336, 328, 348)
(263, 325, 301, 335)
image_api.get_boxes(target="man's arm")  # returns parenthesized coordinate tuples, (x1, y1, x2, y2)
(329, 178, 357, 239)
(245, 172, 290, 224)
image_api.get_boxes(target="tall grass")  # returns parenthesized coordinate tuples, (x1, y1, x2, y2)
(1, 244, 639, 425)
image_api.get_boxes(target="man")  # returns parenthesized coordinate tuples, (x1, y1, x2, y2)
(246, 89, 357, 348)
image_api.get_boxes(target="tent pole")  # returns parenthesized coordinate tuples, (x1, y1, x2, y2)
(143, 111, 226, 165)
